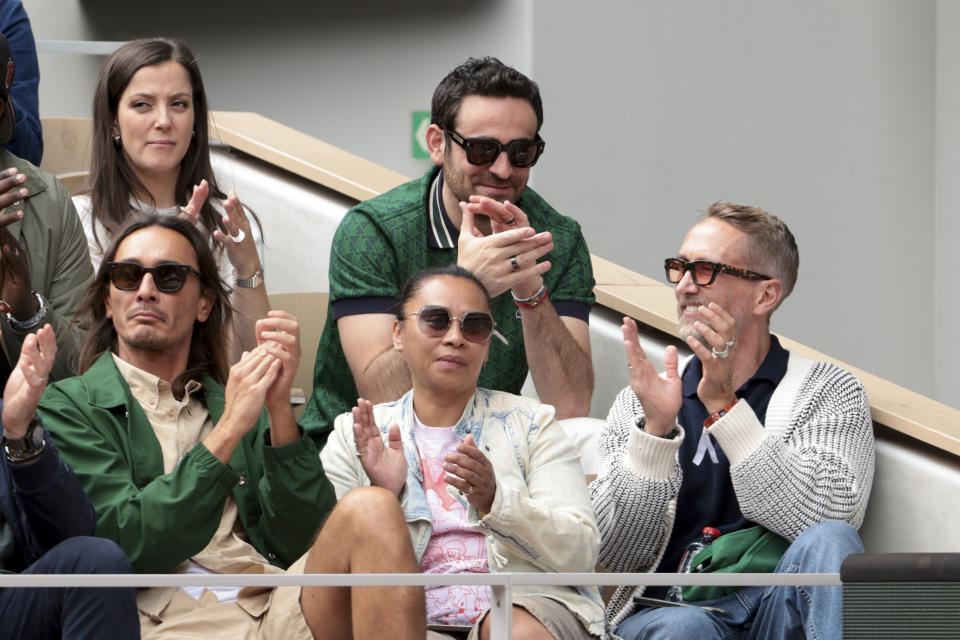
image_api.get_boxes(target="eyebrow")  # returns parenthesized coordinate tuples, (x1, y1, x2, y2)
(126, 92, 192, 100)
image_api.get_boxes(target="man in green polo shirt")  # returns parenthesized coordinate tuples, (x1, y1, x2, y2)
(303, 56, 595, 437)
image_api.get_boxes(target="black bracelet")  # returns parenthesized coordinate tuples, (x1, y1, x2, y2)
(635, 416, 680, 440)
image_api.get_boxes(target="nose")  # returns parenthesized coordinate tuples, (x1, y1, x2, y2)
(154, 106, 171, 129)
(674, 268, 699, 295)
(442, 318, 467, 346)
(136, 273, 160, 301)
(488, 149, 513, 180)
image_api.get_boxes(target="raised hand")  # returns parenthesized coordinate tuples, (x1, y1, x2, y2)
(256, 310, 301, 409)
(0, 168, 35, 319)
(178, 179, 208, 226)
(212, 191, 261, 280)
(2, 324, 56, 438)
(623, 317, 682, 436)
(465, 195, 529, 234)
(457, 202, 552, 298)
(443, 434, 496, 514)
(684, 302, 738, 414)
(221, 345, 281, 438)
(352, 398, 407, 496)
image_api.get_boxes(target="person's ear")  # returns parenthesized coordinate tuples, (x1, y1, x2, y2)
(196, 290, 214, 323)
(753, 278, 783, 317)
(426, 124, 446, 166)
(392, 318, 403, 352)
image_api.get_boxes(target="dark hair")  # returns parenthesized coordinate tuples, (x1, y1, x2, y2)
(75, 213, 233, 395)
(431, 57, 544, 133)
(86, 38, 226, 253)
(396, 264, 492, 319)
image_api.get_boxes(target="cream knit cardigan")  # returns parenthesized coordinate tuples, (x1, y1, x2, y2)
(590, 351, 875, 627)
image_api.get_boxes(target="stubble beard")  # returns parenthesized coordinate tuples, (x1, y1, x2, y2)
(442, 155, 525, 205)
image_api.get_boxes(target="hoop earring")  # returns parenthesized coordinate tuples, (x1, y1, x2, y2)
(112, 134, 121, 147)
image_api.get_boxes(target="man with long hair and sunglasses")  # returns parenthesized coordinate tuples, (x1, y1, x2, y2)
(304, 56, 596, 444)
(36, 214, 427, 639)
(591, 203, 875, 640)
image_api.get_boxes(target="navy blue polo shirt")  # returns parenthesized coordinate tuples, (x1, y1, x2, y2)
(647, 335, 788, 597)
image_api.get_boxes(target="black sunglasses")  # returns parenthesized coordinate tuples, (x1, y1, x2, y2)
(664, 258, 772, 287)
(107, 261, 202, 293)
(446, 129, 545, 168)
(406, 305, 501, 344)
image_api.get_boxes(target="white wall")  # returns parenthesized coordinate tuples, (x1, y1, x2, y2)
(934, 0, 960, 409)
(22, 0, 956, 408)
(532, 0, 939, 402)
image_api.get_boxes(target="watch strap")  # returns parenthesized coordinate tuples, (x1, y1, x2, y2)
(235, 268, 264, 289)
(3, 416, 46, 463)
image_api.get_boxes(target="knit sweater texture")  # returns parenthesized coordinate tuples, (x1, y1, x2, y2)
(590, 350, 875, 627)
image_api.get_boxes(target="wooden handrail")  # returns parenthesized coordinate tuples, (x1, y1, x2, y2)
(41, 112, 960, 457)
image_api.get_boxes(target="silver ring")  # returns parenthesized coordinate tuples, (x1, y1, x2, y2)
(711, 345, 730, 359)
(229, 228, 246, 244)
(505, 216, 517, 225)
(510, 255, 520, 271)
(627, 364, 633, 372)
(725, 337, 736, 348)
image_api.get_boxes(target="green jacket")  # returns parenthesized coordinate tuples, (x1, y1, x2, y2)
(38, 352, 336, 573)
(0, 148, 93, 380)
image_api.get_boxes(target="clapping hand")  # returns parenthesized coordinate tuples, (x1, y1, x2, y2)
(352, 398, 407, 496)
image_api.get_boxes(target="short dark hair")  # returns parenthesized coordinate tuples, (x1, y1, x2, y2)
(75, 213, 233, 395)
(396, 264, 492, 320)
(431, 57, 544, 133)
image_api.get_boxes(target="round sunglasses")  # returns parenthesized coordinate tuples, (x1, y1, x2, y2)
(106, 261, 202, 293)
(406, 305, 498, 343)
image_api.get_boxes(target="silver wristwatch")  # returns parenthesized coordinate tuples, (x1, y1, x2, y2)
(6, 291, 49, 332)
(3, 416, 46, 463)
(235, 268, 264, 289)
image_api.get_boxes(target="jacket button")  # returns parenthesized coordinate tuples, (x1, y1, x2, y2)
(268, 552, 277, 560)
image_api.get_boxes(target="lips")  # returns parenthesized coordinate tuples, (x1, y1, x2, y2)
(436, 355, 468, 368)
(127, 305, 166, 322)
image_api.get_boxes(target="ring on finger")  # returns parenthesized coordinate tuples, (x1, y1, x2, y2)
(725, 337, 735, 348)
(229, 228, 246, 244)
(504, 216, 517, 225)
(510, 255, 520, 271)
(711, 344, 730, 359)
(465, 485, 474, 496)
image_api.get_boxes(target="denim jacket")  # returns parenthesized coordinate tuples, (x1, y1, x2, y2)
(321, 388, 605, 637)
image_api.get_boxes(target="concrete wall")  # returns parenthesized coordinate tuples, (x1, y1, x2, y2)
(21, 0, 957, 408)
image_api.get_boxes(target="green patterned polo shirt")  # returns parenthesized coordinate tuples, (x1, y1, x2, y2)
(300, 166, 595, 441)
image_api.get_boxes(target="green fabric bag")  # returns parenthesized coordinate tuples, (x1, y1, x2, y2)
(681, 525, 790, 602)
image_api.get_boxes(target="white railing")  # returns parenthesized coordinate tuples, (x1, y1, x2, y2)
(0, 572, 841, 638)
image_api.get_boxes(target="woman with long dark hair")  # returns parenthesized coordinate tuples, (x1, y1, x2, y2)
(74, 38, 268, 357)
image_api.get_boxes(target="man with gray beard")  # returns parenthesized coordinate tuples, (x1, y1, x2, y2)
(591, 202, 875, 640)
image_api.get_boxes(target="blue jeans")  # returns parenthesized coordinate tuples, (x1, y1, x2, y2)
(614, 521, 863, 640)
(0, 536, 140, 639)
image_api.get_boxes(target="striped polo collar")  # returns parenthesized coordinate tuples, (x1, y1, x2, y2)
(427, 168, 459, 249)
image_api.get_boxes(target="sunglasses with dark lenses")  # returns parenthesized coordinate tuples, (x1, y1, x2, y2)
(106, 261, 202, 293)
(408, 305, 497, 343)
(664, 258, 772, 287)
(446, 129, 546, 168)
